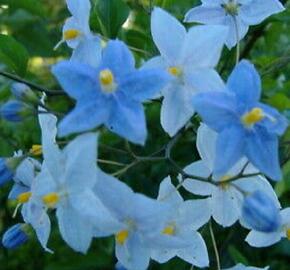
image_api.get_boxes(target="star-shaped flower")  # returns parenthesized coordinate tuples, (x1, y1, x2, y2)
(180, 124, 280, 227)
(192, 60, 288, 180)
(143, 7, 227, 136)
(52, 40, 170, 144)
(184, 0, 285, 48)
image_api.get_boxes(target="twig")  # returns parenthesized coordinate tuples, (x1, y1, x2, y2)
(209, 220, 221, 270)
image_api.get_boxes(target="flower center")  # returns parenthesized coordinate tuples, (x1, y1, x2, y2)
(17, 192, 32, 204)
(115, 230, 129, 245)
(42, 192, 59, 208)
(219, 175, 231, 190)
(30, 144, 42, 156)
(162, 224, 176, 235)
(168, 66, 182, 77)
(241, 107, 265, 128)
(221, 0, 240, 16)
(63, 29, 81, 41)
(99, 69, 117, 93)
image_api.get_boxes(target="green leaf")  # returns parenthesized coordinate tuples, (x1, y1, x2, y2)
(0, 34, 29, 76)
(0, 0, 45, 17)
(228, 245, 249, 265)
(93, 0, 130, 38)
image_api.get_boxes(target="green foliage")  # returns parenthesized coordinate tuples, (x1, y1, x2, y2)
(0, 0, 290, 269)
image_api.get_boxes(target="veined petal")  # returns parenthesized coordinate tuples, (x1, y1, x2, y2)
(180, 25, 227, 68)
(116, 232, 150, 270)
(227, 60, 261, 107)
(240, 0, 285, 25)
(196, 124, 217, 172)
(106, 96, 147, 145)
(101, 40, 135, 79)
(157, 176, 183, 205)
(120, 69, 170, 102)
(176, 231, 209, 267)
(52, 61, 100, 101)
(58, 99, 110, 137)
(151, 7, 186, 62)
(71, 37, 102, 68)
(184, 6, 226, 24)
(192, 91, 238, 132)
(245, 127, 282, 181)
(57, 203, 94, 253)
(161, 84, 194, 137)
(64, 133, 98, 189)
(214, 125, 245, 179)
(246, 230, 281, 247)
(184, 68, 225, 93)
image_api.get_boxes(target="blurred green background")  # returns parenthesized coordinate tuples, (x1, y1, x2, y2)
(0, 0, 290, 269)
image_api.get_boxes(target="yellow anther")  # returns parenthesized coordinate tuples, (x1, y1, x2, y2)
(42, 192, 59, 208)
(162, 225, 176, 236)
(222, 1, 240, 15)
(99, 69, 114, 86)
(30, 144, 42, 156)
(168, 66, 182, 77)
(116, 230, 129, 245)
(241, 107, 264, 127)
(63, 29, 81, 40)
(17, 192, 32, 204)
(219, 175, 231, 190)
(286, 229, 290, 240)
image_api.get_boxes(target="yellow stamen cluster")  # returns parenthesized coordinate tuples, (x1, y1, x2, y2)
(219, 175, 231, 190)
(99, 69, 117, 93)
(241, 108, 264, 127)
(116, 230, 129, 245)
(30, 144, 42, 156)
(162, 225, 176, 236)
(17, 192, 32, 204)
(168, 66, 182, 77)
(222, 1, 240, 15)
(286, 229, 290, 240)
(42, 192, 59, 208)
(63, 29, 81, 40)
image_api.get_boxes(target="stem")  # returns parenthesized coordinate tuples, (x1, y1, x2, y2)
(209, 220, 221, 270)
(232, 15, 240, 65)
(0, 70, 64, 96)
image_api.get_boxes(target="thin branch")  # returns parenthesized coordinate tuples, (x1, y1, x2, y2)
(0, 70, 64, 96)
(209, 220, 221, 270)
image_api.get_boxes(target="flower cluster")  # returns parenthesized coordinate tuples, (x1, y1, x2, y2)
(0, 0, 289, 270)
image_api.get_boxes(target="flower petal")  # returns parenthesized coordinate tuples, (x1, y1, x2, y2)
(184, 6, 226, 24)
(246, 230, 281, 247)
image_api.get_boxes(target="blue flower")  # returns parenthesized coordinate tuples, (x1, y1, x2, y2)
(2, 223, 29, 249)
(0, 158, 14, 186)
(1, 100, 32, 122)
(184, 0, 285, 49)
(242, 190, 282, 233)
(192, 60, 289, 180)
(52, 40, 170, 145)
(144, 7, 227, 136)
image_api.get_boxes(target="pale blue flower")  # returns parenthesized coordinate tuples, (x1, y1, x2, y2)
(223, 264, 269, 270)
(151, 177, 210, 268)
(181, 124, 280, 227)
(1, 100, 32, 122)
(192, 60, 289, 180)
(144, 7, 226, 136)
(52, 40, 170, 145)
(55, 0, 95, 49)
(242, 190, 282, 232)
(184, 0, 285, 49)
(246, 208, 290, 247)
(94, 171, 181, 270)
(2, 223, 29, 249)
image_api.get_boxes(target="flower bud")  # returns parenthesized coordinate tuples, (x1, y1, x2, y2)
(2, 223, 30, 249)
(11, 83, 39, 104)
(242, 190, 282, 233)
(1, 100, 33, 122)
(0, 156, 24, 186)
(115, 262, 127, 270)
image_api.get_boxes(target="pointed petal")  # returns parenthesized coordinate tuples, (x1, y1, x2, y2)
(184, 6, 226, 24)
(180, 25, 227, 67)
(245, 127, 282, 181)
(161, 84, 194, 137)
(227, 60, 261, 106)
(213, 125, 245, 179)
(240, 0, 285, 25)
(246, 230, 281, 247)
(157, 176, 183, 205)
(106, 97, 147, 145)
(151, 7, 186, 62)
(66, 0, 91, 22)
